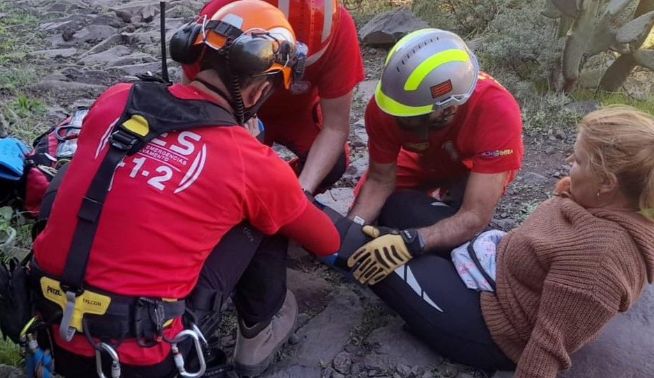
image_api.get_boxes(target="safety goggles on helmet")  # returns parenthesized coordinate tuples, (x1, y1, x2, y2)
(194, 11, 305, 89)
(431, 80, 476, 112)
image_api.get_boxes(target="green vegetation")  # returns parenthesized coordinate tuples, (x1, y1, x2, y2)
(412, 0, 502, 37)
(0, 3, 38, 64)
(0, 95, 47, 146)
(0, 207, 16, 255)
(520, 93, 580, 133)
(0, 4, 49, 142)
(0, 205, 32, 260)
(0, 335, 21, 367)
(572, 89, 654, 114)
(0, 68, 39, 93)
(346, 0, 398, 25)
(544, 0, 654, 92)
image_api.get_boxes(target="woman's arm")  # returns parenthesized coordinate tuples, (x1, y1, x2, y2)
(516, 267, 622, 377)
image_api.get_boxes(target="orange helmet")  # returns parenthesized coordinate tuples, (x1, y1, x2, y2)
(194, 0, 303, 89)
(265, 0, 341, 65)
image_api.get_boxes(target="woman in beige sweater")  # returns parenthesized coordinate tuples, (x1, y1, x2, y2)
(353, 106, 654, 377)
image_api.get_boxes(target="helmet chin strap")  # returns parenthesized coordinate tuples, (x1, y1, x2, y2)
(195, 75, 246, 124)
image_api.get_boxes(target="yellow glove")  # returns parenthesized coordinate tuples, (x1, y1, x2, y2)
(347, 226, 425, 285)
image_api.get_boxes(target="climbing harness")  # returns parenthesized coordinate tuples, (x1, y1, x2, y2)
(26, 81, 239, 377)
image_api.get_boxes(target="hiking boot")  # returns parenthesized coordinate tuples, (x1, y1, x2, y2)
(233, 289, 298, 377)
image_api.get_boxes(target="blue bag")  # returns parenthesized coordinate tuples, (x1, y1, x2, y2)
(0, 137, 29, 181)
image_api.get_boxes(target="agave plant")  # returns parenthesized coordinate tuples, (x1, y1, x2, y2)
(544, 0, 654, 92)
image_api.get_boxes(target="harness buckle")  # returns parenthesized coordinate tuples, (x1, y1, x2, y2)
(95, 342, 121, 378)
(134, 297, 166, 347)
(169, 328, 206, 378)
(109, 129, 139, 152)
(59, 290, 78, 342)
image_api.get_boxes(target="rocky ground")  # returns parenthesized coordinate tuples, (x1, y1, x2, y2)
(0, 1, 626, 378)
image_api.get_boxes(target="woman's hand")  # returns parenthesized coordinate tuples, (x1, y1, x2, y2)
(553, 176, 572, 198)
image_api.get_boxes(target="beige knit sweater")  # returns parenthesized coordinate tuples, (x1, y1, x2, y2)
(481, 197, 654, 378)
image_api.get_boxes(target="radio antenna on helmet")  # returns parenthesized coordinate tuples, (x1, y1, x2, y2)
(160, 1, 170, 83)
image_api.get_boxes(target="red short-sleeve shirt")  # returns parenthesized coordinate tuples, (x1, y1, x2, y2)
(366, 73, 524, 181)
(32, 83, 308, 365)
(182, 1, 364, 151)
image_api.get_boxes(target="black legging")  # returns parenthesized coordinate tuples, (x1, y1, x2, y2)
(373, 190, 515, 371)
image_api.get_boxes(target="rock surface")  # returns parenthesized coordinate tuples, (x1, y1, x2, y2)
(561, 284, 654, 378)
(359, 8, 429, 47)
(291, 288, 364, 367)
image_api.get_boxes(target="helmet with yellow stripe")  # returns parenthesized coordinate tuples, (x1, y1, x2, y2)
(375, 28, 479, 118)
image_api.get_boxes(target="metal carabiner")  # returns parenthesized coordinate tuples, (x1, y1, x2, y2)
(170, 329, 206, 378)
(95, 342, 121, 378)
(190, 323, 208, 348)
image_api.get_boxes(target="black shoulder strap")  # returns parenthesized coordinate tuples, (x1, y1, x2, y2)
(60, 82, 238, 294)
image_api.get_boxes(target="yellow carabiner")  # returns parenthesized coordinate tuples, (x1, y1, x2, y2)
(19, 316, 40, 339)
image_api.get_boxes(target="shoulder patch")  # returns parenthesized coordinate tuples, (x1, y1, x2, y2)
(480, 149, 514, 159)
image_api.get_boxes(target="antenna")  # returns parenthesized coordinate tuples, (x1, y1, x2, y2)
(160, 1, 170, 83)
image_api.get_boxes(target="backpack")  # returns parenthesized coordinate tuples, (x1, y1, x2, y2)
(22, 108, 88, 217)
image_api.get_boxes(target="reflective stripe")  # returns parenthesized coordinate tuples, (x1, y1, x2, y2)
(385, 28, 435, 65)
(306, 42, 329, 66)
(375, 82, 433, 117)
(277, 0, 290, 18)
(404, 49, 470, 91)
(395, 265, 443, 312)
(321, 0, 334, 43)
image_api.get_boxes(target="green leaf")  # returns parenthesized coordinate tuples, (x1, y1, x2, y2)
(606, 0, 636, 16)
(616, 10, 654, 45)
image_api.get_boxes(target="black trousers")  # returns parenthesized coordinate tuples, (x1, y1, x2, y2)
(192, 226, 288, 327)
(372, 190, 515, 371)
(54, 224, 288, 378)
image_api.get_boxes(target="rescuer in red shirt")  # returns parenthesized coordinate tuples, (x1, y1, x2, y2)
(183, 0, 365, 195)
(346, 29, 524, 284)
(31, 2, 340, 376)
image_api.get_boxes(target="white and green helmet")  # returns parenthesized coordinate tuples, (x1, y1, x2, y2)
(375, 28, 480, 117)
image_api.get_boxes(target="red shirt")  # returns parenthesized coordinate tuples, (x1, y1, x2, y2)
(366, 73, 524, 181)
(183, 1, 364, 152)
(33, 83, 309, 364)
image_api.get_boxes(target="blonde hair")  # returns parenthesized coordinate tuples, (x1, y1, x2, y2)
(577, 105, 654, 221)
